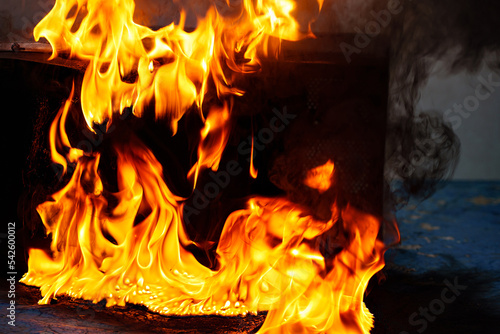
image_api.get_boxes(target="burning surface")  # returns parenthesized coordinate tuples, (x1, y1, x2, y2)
(20, 0, 397, 333)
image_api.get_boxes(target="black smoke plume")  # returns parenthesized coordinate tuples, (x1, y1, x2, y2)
(381, 0, 499, 206)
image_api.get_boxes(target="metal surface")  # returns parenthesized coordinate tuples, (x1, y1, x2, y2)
(0, 33, 388, 71)
(0, 42, 87, 71)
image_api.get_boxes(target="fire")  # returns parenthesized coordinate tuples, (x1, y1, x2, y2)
(33, 0, 321, 133)
(188, 102, 231, 187)
(304, 159, 335, 193)
(21, 0, 397, 333)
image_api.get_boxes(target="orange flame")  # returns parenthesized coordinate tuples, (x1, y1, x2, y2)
(21, 0, 397, 333)
(188, 102, 231, 187)
(250, 121, 259, 179)
(304, 159, 335, 193)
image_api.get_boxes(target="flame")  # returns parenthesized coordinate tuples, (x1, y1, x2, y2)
(250, 121, 259, 179)
(304, 159, 335, 193)
(188, 102, 231, 187)
(23, 120, 386, 331)
(21, 0, 398, 333)
(33, 0, 320, 133)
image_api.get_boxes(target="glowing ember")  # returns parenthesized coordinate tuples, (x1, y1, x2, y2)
(21, 0, 396, 333)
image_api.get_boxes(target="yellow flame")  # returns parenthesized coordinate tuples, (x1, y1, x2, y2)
(33, 0, 319, 132)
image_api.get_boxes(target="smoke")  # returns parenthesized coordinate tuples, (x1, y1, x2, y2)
(268, 0, 500, 214)
(383, 0, 500, 206)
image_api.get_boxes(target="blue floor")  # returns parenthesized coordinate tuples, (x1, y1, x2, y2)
(363, 181, 500, 333)
(387, 180, 500, 291)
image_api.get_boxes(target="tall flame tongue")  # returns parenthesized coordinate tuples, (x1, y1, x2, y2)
(21, 0, 394, 333)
